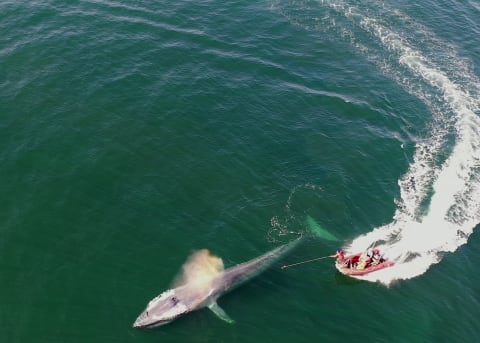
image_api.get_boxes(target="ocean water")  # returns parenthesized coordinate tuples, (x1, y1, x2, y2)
(1, 0, 479, 342)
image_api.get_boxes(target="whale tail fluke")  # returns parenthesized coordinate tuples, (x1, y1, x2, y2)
(306, 215, 340, 242)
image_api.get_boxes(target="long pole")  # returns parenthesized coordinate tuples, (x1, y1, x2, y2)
(281, 255, 334, 269)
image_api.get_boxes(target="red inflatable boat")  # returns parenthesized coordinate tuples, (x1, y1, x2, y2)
(334, 250, 394, 276)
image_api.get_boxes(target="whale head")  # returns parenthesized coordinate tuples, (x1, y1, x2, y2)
(133, 289, 189, 328)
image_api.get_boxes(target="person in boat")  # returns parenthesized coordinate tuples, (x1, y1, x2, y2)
(356, 250, 372, 270)
(357, 248, 384, 269)
(333, 250, 353, 268)
(371, 248, 385, 265)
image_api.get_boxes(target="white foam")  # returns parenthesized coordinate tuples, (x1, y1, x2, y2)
(337, 2, 480, 285)
(270, 0, 480, 284)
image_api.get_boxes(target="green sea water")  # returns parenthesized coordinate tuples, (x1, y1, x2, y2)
(1, 0, 479, 342)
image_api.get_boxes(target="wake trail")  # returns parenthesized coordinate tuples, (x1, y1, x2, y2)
(271, 0, 480, 285)
(324, 1, 480, 285)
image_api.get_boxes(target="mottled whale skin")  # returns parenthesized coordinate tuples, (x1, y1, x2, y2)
(133, 239, 300, 328)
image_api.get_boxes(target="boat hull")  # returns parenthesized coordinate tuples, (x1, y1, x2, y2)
(335, 252, 394, 276)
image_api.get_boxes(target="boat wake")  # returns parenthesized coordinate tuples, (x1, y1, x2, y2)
(271, 0, 480, 285)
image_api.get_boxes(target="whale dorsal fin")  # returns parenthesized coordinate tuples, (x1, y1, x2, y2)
(208, 301, 235, 324)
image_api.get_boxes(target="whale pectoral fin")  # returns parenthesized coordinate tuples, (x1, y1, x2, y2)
(208, 302, 235, 324)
